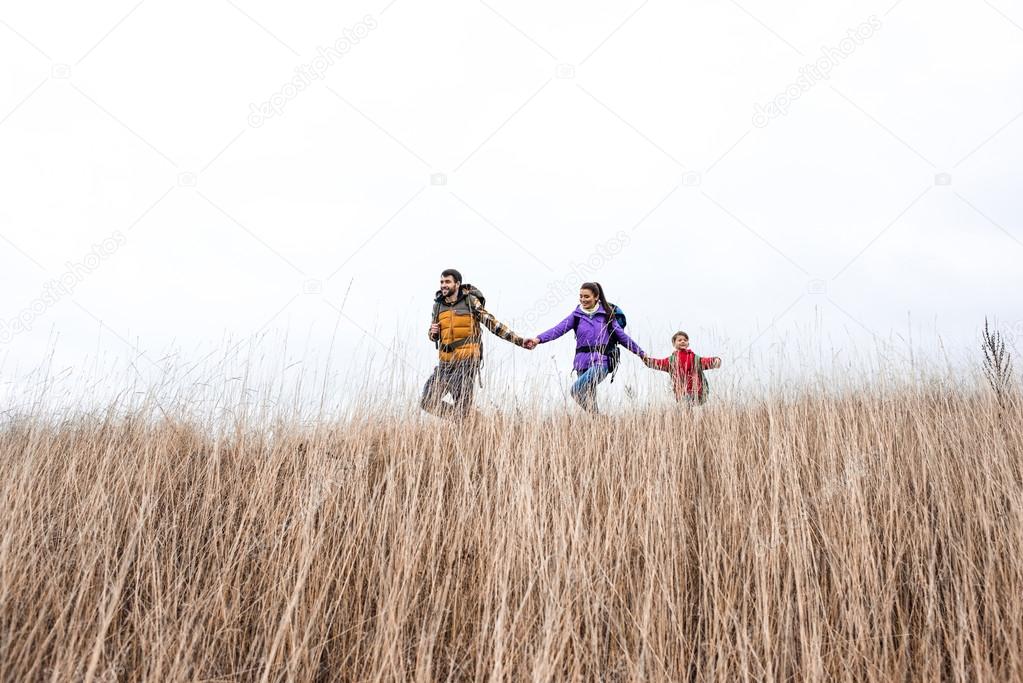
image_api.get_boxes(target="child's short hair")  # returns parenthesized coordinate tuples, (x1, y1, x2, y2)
(671, 331, 689, 343)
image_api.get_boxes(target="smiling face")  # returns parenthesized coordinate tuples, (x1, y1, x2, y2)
(439, 274, 459, 298)
(579, 287, 598, 309)
(673, 334, 690, 350)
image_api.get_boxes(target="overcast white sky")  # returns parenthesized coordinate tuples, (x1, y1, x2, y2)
(1, 0, 1021, 412)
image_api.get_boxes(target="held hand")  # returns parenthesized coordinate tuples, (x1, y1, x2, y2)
(712, 358, 722, 369)
(523, 338, 540, 350)
(429, 323, 440, 337)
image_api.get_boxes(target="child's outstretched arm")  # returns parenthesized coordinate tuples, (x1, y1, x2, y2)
(701, 356, 722, 370)
(644, 356, 670, 372)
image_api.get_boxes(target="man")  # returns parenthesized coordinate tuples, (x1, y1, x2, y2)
(421, 268, 535, 419)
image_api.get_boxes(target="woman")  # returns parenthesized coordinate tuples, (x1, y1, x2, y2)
(528, 282, 646, 414)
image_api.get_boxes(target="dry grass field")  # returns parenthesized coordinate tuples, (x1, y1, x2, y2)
(1, 377, 1021, 681)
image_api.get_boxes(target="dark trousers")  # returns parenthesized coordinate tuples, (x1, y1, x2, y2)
(420, 361, 480, 419)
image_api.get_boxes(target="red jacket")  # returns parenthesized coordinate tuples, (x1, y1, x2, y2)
(648, 349, 719, 401)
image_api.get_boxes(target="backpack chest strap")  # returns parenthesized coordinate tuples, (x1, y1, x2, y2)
(575, 345, 609, 356)
(439, 336, 481, 353)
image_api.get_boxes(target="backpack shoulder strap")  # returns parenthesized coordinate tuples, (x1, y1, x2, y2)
(462, 292, 486, 372)
(464, 293, 485, 334)
(694, 353, 709, 403)
(430, 300, 443, 350)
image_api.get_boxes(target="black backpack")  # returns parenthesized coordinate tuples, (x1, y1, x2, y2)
(573, 305, 628, 382)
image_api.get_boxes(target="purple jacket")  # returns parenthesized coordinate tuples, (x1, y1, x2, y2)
(537, 305, 645, 373)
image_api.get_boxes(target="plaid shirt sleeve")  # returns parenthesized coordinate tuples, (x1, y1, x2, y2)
(469, 297, 525, 347)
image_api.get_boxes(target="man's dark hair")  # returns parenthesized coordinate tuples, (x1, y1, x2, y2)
(441, 268, 463, 284)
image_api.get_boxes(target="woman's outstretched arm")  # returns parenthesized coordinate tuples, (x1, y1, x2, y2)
(611, 322, 646, 358)
(536, 313, 576, 344)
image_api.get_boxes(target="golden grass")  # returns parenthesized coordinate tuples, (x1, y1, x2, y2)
(1, 382, 1021, 681)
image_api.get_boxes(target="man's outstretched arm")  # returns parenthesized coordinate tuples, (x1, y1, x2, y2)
(470, 299, 525, 347)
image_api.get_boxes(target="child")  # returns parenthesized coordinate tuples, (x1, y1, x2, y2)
(644, 331, 721, 405)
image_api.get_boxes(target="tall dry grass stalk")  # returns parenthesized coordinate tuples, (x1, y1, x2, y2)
(1, 380, 1021, 681)
(982, 318, 1014, 409)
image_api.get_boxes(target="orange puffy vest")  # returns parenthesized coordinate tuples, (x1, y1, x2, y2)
(432, 286, 484, 363)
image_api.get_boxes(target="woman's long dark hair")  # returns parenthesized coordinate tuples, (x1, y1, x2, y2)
(581, 282, 615, 327)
